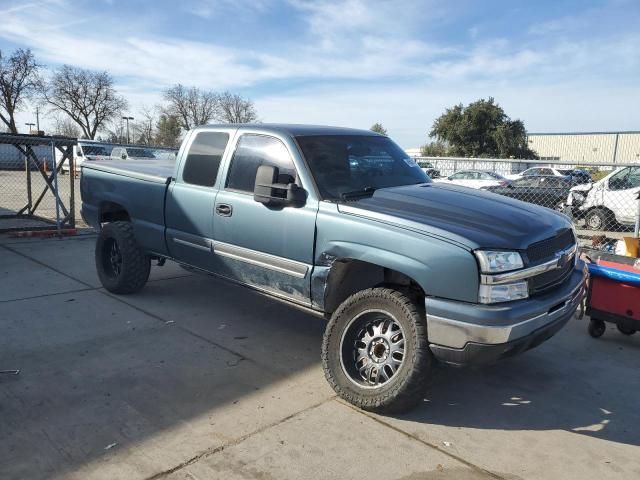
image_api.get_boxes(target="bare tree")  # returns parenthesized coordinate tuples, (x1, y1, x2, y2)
(52, 114, 81, 138)
(40, 65, 127, 139)
(217, 91, 258, 123)
(0, 48, 40, 133)
(133, 106, 157, 145)
(103, 115, 126, 144)
(163, 84, 219, 130)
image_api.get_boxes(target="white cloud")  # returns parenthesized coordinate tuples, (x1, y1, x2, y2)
(184, 0, 272, 18)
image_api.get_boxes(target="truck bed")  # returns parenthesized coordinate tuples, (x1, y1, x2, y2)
(81, 159, 175, 256)
(84, 159, 176, 183)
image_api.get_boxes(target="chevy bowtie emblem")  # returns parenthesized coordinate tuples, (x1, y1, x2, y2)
(557, 253, 570, 268)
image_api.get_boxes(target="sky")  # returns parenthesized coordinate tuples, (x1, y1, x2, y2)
(1, 0, 639, 147)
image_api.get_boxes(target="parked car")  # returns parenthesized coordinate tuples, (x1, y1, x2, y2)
(483, 175, 573, 211)
(508, 167, 591, 184)
(59, 142, 110, 175)
(417, 160, 440, 178)
(110, 146, 156, 161)
(507, 166, 569, 180)
(436, 170, 509, 189)
(81, 124, 586, 413)
(567, 166, 640, 230)
(564, 169, 592, 184)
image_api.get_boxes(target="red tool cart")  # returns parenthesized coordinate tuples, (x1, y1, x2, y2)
(585, 252, 640, 338)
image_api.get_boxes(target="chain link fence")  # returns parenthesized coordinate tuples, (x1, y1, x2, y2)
(0, 133, 77, 232)
(414, 156, 640, 249)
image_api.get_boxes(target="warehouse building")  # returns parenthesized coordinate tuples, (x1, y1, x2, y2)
(528, 131, 640, 164)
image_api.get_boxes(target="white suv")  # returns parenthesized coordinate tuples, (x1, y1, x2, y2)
(567, 166, 640, 230)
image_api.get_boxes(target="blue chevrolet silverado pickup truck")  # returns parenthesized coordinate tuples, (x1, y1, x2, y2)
(81, 124, 587, 412)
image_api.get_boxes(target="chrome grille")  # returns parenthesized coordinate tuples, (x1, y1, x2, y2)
(529, 259, 574, 295)
(526, 229, 575, 264)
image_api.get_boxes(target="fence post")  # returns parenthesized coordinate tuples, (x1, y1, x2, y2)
(51, 141, 61, 234)
(70, 145, 76, 228)
(24, 150, 33, 215)
(635, 192, 640, 238)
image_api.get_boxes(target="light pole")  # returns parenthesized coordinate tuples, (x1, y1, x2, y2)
(25, 122, 35, 133)
(122, 116, 134, 144)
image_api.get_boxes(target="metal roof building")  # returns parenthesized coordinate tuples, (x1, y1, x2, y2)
(527, 131, 640, 164)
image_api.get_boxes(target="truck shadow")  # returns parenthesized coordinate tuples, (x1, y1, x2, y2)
(400, 332, 640, 447)
(0, 252, 328, 480)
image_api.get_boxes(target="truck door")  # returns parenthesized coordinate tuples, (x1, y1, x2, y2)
(603, 167, 640, 226)
(165, 129, 233, 269)
(212, 133, 318, 305)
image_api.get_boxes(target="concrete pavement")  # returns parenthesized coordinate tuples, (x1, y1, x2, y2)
(1, 234, 639, 480)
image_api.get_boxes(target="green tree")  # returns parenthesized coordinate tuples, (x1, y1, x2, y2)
(429, 97, 537, 158)
(155, 114, 181, 148)
(370, 122, 387, 135)
(420, 141, 448, 157)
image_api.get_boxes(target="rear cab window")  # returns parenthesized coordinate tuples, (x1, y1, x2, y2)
(182, 131, 230, 187)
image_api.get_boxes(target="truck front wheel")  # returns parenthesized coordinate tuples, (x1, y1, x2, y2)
(96, 221, 150, 294)
(322, 288, 433, 413)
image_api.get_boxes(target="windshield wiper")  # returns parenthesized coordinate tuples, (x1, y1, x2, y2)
(341, 186, 377, 200)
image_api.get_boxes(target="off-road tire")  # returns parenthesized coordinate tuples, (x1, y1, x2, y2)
(96, 221, 151, 294)
(322, 288, 433, 413)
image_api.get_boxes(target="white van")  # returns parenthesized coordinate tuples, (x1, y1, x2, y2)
(58, 142, 111, 175)
(567, 166, 640, 230)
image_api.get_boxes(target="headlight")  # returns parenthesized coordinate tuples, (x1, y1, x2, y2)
(571, 192, 585, 205)
(475, 250, 524, 273)
(479, 281, 529, 304)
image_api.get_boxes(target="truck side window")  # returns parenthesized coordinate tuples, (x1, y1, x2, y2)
(226, 135, 296, 193)
(182, 132, 230, 187)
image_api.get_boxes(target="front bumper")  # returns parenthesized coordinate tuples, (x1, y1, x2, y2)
(426, 261, 587, 366)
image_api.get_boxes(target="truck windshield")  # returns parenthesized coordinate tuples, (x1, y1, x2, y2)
(296, 135, 429, 200)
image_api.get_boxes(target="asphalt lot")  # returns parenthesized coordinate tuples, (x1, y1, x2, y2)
(0, 232, 639, 479)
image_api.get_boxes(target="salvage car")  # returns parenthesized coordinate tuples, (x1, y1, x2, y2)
(81, 124, 586, 413)
(567, 165, 640, 230)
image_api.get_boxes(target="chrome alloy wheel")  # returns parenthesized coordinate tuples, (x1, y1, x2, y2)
(340, 310, 406, 388)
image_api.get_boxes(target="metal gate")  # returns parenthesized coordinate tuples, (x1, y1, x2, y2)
(0, 133, 77, 233)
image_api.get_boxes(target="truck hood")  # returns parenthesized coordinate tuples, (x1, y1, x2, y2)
(339, 183, 572, 250)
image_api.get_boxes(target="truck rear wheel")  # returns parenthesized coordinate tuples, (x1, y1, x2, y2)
(96, 221, 150, 294)
(322, 288, 433, 413)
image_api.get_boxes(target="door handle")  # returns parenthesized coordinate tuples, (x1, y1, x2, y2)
(215, 203, 233, 217)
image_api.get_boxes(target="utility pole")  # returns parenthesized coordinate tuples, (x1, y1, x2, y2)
(122, 116, 134, 144)
(35, 106, 40, 131)
(25, 122, 35, 133)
